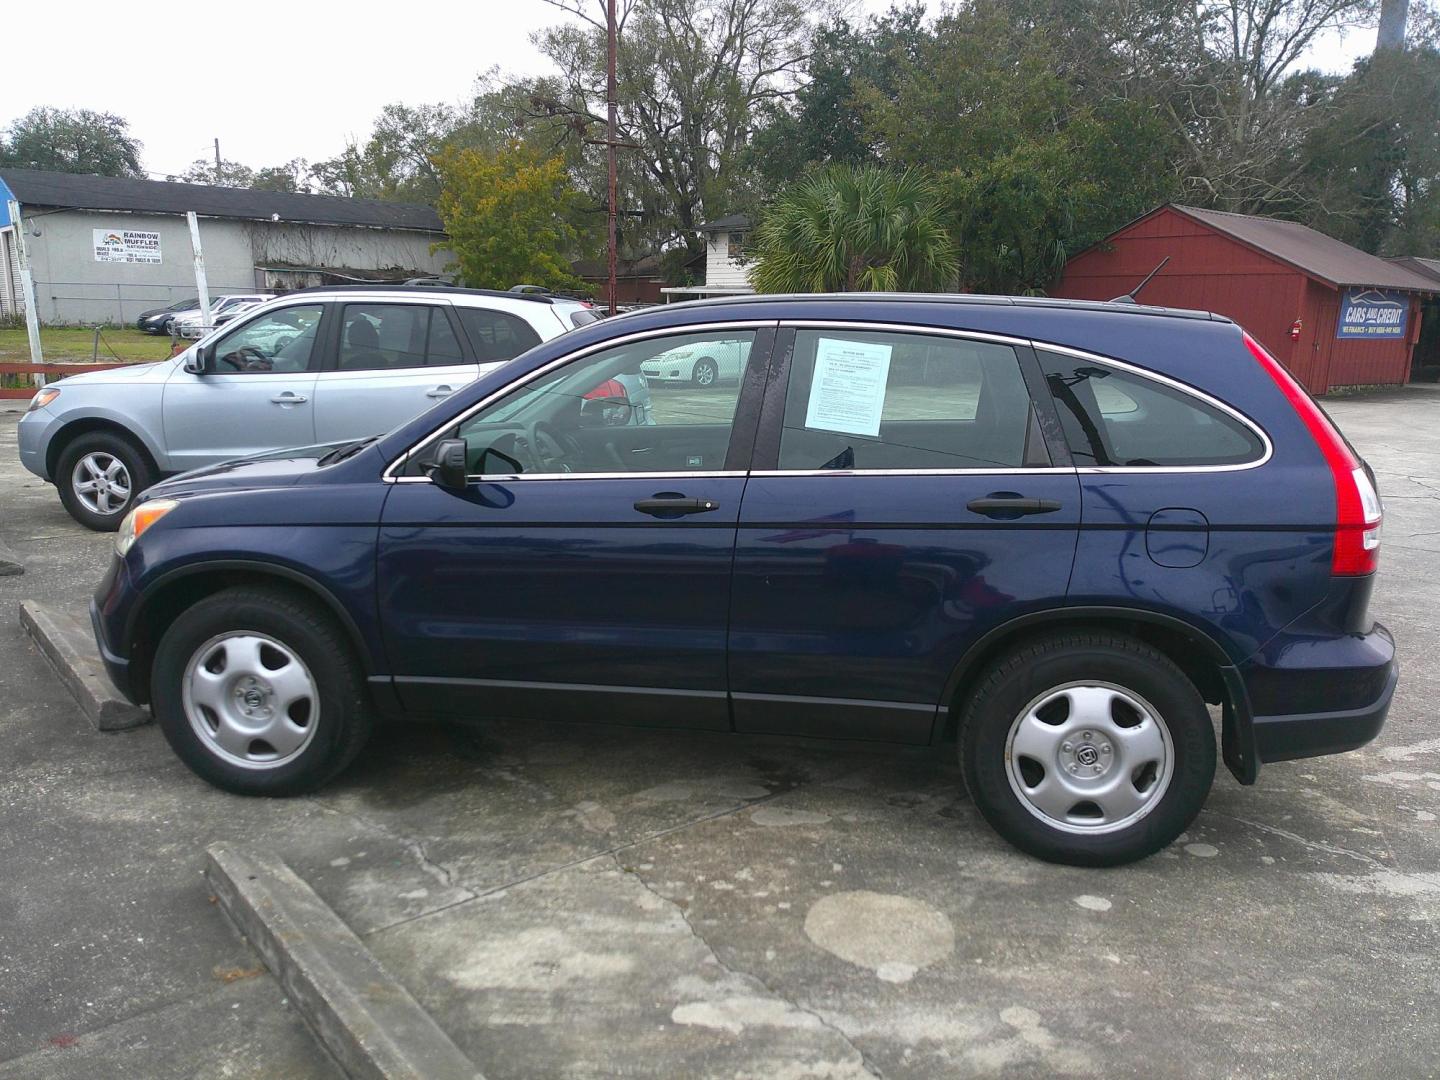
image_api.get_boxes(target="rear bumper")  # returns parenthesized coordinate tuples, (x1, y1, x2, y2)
(1251, 663, 1398, 762)
(1242, 622, 1397, 764)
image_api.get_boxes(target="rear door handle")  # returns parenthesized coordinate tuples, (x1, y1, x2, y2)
(270, 392, 308, 405)
(426, 384, 454, 398)
(966, 496, 1063, 517)
(634, 494, 720, 517)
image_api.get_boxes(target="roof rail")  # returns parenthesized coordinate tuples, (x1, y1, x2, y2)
(642, 291, 1224, 322)
(292, 284, 559, 304)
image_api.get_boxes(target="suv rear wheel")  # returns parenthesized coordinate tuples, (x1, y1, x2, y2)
(151, 586, 376, 795)
(959, 632, 1215, 866)
(56, 431, 155, 532)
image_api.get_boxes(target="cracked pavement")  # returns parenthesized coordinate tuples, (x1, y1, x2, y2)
(2, 386, 1439, 1078)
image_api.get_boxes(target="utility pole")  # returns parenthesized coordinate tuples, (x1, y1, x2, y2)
(214, 138, 222, 184)
(187, 211, 211, 334)
(606, 0, 618, 316)
(8, 200, 44, 368)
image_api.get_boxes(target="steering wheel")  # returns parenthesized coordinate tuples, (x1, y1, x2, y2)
(526, 420, 572, 473)
(217, 345, 273, 372)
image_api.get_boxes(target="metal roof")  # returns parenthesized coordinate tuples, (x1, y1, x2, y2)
(1172, 205, 1440, 293)
(696, 213, 752, 233)
(1387, 255, 1440, 285)
(0, 168, 443, 232)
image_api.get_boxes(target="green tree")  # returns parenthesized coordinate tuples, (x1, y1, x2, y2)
(0, 107, 144, 177)
(748, 3, 928, 183)
(1297, 42, 1440, 254)
(749, 165, 956, 293)
(311, 102, 462, 203)
(167, 158, 257, 187)
(434, 142, 583, 291)
(854, 0, 1178, 292)
(530, 0, 825, 252)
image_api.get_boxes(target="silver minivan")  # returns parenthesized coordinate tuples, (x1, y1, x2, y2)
(18, 286, 630, 530)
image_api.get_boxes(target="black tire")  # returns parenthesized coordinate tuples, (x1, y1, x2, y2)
(958, 632, 1215, 867)
(55, 431, 156, 532)
(691, 357, 719, 387)
(151, 586, 376, 796)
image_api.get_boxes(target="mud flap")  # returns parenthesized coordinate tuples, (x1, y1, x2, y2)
(1220, 665, 1259, 785)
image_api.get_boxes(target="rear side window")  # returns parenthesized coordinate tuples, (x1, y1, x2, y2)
(339, 304, 429, 371)
(457, 308, 543, 363)
(777, 329, 1034, 470)
(1038, 350, 1265, 467)
(568, 307, 601, 328)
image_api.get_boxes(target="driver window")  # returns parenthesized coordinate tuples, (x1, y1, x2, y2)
(210, 304, 323, 374)
(434, 330, 759, 478)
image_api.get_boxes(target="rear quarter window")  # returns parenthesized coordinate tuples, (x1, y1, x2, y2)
(1039, 350, 1265, 467)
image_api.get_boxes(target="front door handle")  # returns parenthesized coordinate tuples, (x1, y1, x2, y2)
(270, 392, 308, 405)
(426, 384, 454, 398)
(966, 495, 1063, 517)
(634, 493, 720, 518)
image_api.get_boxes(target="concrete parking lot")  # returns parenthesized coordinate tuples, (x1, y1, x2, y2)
(1, 387, 1437, 1079)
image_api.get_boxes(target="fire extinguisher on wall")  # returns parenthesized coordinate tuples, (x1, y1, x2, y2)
(1290, 319, 1303, 342)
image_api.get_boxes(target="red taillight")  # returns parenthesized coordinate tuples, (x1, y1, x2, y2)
(1243, 333, 1381, 575)
(584, 378, 626, 400)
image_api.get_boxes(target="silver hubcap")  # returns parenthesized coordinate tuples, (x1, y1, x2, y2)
(182, 633, 319, 769)
(72, 452, 131, 515)
(696, 361, 716, 385)
(1005, 681, 1174, 835)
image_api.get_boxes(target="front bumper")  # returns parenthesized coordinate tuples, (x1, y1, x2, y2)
(1243, 622, 1397, 763)
(91, 556, 140, 704)
(16, 407, 57, 480)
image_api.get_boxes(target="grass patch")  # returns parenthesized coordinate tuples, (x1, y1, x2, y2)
(0, 327, 175, 364)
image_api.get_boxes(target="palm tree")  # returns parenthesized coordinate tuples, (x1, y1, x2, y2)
(749, 165, 957, 293)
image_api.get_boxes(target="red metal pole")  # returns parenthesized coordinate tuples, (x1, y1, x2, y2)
(606, 0, 618, 316)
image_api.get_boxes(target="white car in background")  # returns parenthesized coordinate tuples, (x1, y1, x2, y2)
(639, 337, 749, 387)
(173, 294, 275, 340)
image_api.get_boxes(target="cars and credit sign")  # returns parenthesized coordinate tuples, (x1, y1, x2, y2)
(1337, 288, 1408, 339)
(93, 229, 162, 264)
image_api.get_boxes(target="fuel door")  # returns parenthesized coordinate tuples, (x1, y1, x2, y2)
(1146, 507, 1209, 568)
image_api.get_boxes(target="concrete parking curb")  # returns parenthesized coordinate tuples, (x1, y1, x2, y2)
(18, 600, 149, 731)
(205, 843, 483, 1080)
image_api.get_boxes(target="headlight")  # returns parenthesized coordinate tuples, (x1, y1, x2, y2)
(27, 388, 60, 412)
(115, 499, 178, 557)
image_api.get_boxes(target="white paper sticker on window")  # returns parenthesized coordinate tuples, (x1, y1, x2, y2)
(803, 337, 893, 438)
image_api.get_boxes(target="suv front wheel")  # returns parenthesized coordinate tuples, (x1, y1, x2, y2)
(960, 632, 1215, 866)
(55, 431, 155, 532)
(151, 586, 376, 795)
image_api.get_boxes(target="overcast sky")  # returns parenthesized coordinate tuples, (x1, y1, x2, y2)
(1, 0, 1378, 181)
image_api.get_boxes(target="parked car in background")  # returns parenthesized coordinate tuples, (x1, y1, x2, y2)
(88, 293, 1395, 867)
(136, 297, 201, 335)
(173, 294, 276, 340)
(17, 285, 632, 530)
(640, 336, 749, 386)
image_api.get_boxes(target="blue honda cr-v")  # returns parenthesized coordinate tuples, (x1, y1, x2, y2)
(89, 294, 1396, 865)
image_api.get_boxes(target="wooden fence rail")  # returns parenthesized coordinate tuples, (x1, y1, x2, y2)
(0, 362, 131, 400)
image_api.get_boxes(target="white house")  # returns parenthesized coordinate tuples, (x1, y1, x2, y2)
(661, 213, 754, 302)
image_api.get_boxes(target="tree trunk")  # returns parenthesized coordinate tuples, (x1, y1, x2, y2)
(1376, 0, 1408, 52)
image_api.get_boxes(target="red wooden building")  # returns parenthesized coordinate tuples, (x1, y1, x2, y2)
(1052, 205, 1440, 393)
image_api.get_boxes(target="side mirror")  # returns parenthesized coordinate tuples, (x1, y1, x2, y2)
(183, 344, 210, 375)
(422, 438, 469, 490)
(579, 395, 633, 428)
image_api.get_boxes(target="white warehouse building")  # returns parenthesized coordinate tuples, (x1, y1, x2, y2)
(0, 168, 449, 326)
